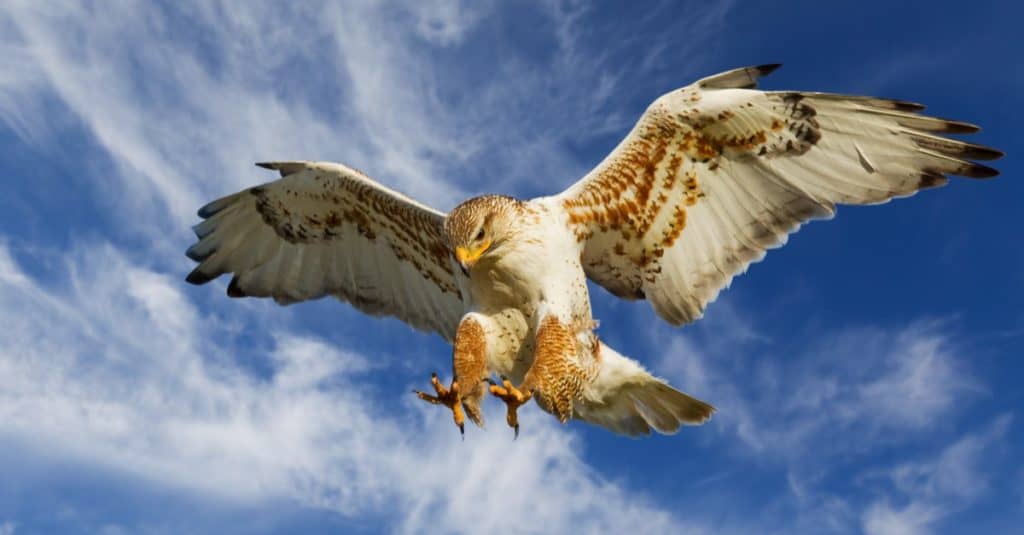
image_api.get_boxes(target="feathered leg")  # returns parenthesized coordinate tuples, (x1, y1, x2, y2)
(414, 316, 489, 436)
(453, 317, 488, 429)
(488, 314, 599, 438)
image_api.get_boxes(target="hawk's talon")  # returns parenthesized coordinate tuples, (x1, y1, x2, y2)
(414, 374, 465, 436)
(488, 377, 532, 438)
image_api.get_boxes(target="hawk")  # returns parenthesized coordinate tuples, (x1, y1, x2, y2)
(186, 65, 1002, 437)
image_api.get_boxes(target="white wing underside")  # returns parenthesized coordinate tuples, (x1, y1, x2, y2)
(557, 65, 1001, 325)
(186, 161, 464, 341)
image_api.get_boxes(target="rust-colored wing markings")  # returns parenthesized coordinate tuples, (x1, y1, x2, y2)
(557, 64, 1002, 325)
(186, 161, 464, 341)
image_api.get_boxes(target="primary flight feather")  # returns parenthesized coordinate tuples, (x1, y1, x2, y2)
(186, 65, 1002, 437)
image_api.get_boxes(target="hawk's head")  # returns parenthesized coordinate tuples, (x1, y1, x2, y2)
(444, 195, 521, 275)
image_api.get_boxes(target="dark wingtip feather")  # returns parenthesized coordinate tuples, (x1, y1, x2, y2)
(699, 64, 782, 89)
(192, 221, 214, 239)
(918, 171, 949, 190)
(962, 146, 1004, 161)
(756, 63, 782, 77)
(941, 120, 980, 134)
(255, 161, 306, 177)
(972, 146, 1005, 161)
(185, 243, 212, 262)
(197, 200, 224, 219)
(185, 268, 216, 285)
(960, 162, 1000, 179)
(909, 134, 1004, 162)
(890, 99, 926, 112)
(226, 276, 247, 298)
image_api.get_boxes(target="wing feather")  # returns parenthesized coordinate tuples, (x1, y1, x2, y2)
(556, 65, 1002, 325)
(186, 161, 464, 340)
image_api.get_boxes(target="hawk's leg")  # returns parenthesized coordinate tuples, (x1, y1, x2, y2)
(487, 376, 532, 439)
(414, 315, 489, 436)
(488, 314, 598, 438)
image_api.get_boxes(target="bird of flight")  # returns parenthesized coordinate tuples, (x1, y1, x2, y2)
(186, 65, 1002, 438)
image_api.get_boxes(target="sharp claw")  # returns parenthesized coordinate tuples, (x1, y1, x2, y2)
(514, 424, 520, 440)
(485, 378, 496, 386)
(417, 373, 468, 435)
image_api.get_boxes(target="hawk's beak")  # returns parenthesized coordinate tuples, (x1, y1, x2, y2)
(455, 240, 491, 274)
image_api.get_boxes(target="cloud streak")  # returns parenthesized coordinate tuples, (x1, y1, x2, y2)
(0, 240, 702, 533)
(645, 299, 1004, 533)
(657, 310, 982, 459)
(861, 415, 1012, 535)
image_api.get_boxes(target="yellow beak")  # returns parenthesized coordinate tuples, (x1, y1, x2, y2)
(455, 240, 491, 271)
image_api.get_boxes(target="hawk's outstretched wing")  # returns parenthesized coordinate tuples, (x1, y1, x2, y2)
(186, 161, 464, 341)
(555, 65, 1002, 326)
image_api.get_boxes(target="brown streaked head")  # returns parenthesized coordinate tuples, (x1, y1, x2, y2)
(444, 195, 520, 274)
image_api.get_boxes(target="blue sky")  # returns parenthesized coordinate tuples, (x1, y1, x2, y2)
(0, 1, 1020, 533)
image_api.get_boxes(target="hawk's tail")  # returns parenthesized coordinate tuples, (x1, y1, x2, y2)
(572, 343, 714, 436)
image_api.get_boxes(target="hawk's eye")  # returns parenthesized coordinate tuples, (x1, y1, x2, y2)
(475, 228, 486, 240)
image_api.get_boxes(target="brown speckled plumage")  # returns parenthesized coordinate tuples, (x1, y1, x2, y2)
(558, 65, 1000, 325)
(452, 316, 488, 426)
(522, 315, 600, 422)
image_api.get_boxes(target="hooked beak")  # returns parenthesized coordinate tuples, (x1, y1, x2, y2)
(455, 240, 491, 275)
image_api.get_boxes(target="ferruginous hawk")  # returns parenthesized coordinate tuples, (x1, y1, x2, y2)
(186, 65, 1002, 437)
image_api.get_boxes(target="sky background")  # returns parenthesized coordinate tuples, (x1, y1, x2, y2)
(0, 1, 1021, 534)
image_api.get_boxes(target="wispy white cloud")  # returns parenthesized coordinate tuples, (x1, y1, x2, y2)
(0, 3, 533, 232)
(0, 19, 53, 149)
(860, 415, 1012, 535)
(3, 1, 482, 238)
(645, 298, 1004, 533)
(862, 502, 940, 535)
(0, 239, 703, 533)
(657, 310, 981, 459)
(407, 0, 492, 46)
(1, 0, 736, 245)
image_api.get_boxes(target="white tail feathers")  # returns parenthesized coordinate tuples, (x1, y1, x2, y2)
(573, 344, 714, 436)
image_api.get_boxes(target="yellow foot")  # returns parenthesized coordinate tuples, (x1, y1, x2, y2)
(414, 372, 465, 437)
(488, 376, 533, 439)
